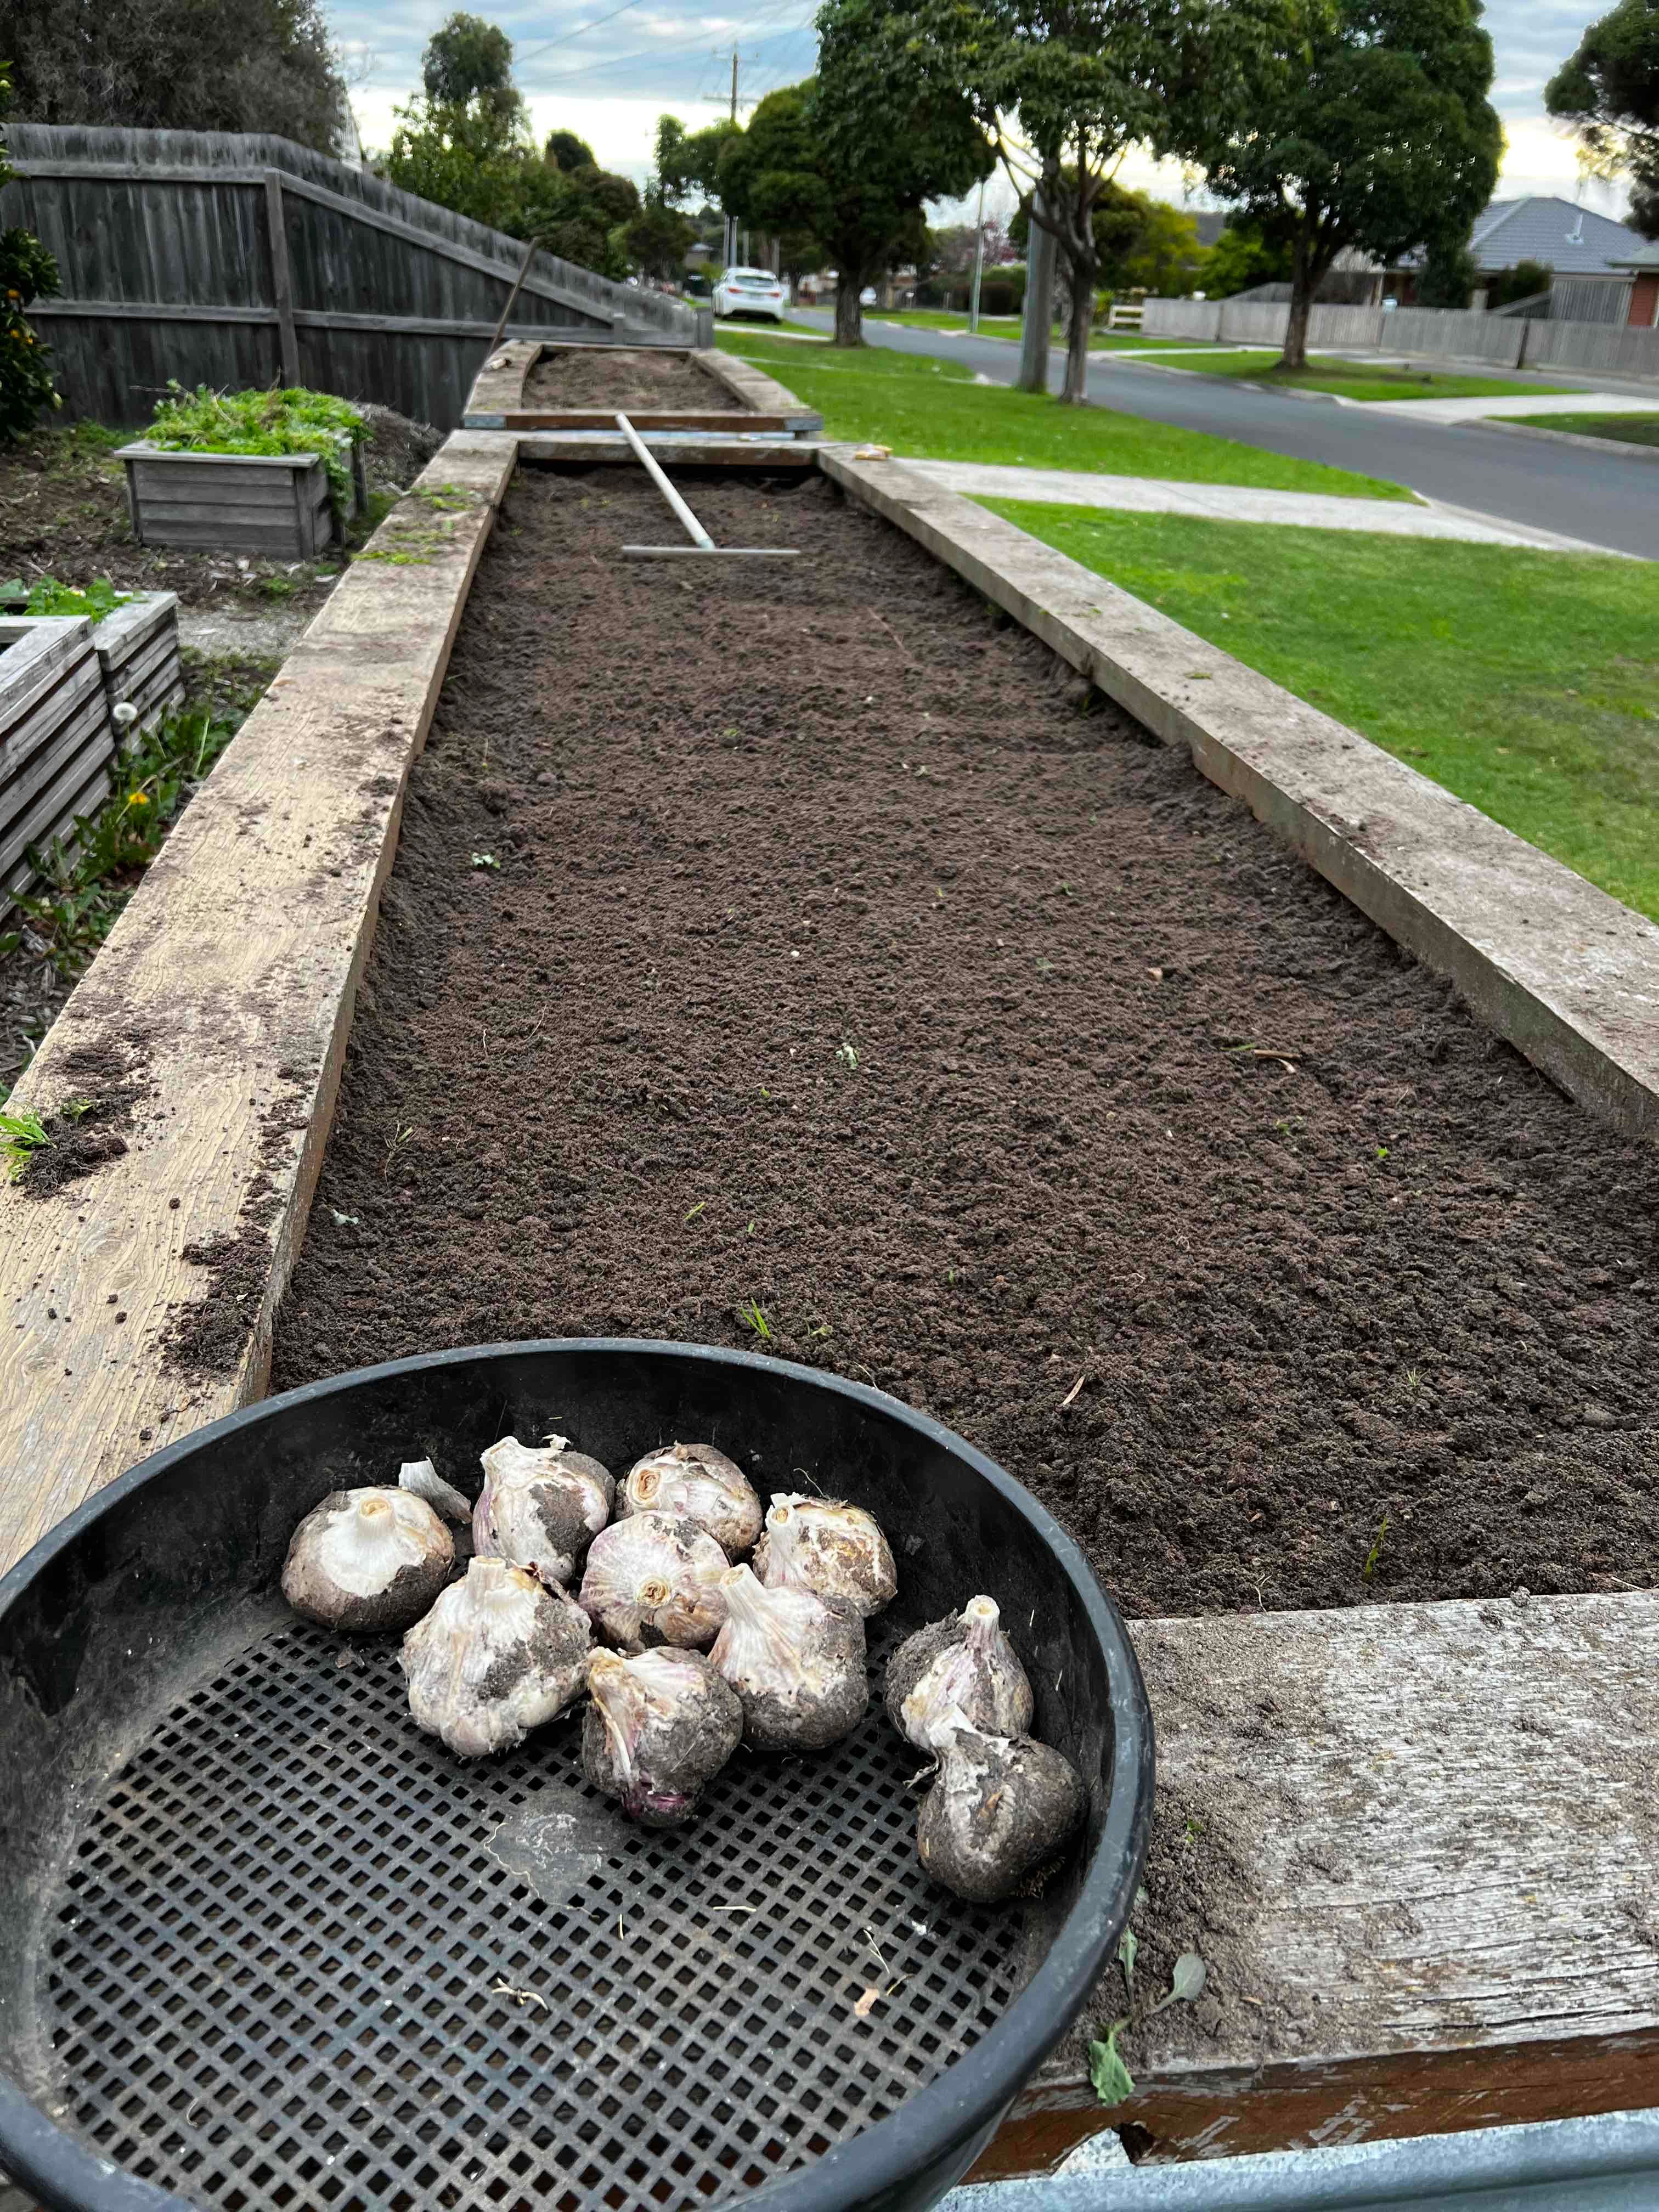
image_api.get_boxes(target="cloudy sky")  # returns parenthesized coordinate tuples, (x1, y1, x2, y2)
(335, 0, 1631, 221)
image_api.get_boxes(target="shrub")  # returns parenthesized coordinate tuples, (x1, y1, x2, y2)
(1485, 260, 1551, 312)
(145, 384, 365, 514)
(0, 69, 61, 445)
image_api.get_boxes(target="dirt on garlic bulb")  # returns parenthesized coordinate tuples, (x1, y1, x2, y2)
(709, 1562, 868, 1751)
(472, 1434, 614, 1583)
(916, 1708, 1085, 1901)
(619, 1441, 763, 1558)
(582, 1647, 743, 1827)
(752, 1494, 897, 1618)
(401, 1556, 590, 1759)
(578, 1511, 730, 1650)
(282, 1487, 454, 1633)
(886, 1595, 1034, 1751)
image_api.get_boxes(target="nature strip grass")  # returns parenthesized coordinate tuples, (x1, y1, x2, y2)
(980, 498, 1659, 922)
(1156, 350, 1580, 403)
(715, 329, 1412, 499)
(1509, 411, 1659, 448)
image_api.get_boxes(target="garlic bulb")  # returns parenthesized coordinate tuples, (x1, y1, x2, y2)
(399, 1456, 472, 1523)
(886, 1596, 1034, 1751)
(401, 1556, 590, 1758)
(620, 1441, 763, 1558)
(473, 1433, 614, 1583)
(578, 1511, 729, 1650)
(709, 1563, 868, 1751)
(282, 1487, 453, 1633)
(582, 1647, 743, 1827)
(916, 1709, 1085, 1902)
(752, 1493, 897, 1618)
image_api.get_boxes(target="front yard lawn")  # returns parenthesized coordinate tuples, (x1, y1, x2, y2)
(715, 330, 1412, 499)
(981, 500, 1659, 922)
(1158, 351, 1580, 402)
(1511, 411, 1659, 448)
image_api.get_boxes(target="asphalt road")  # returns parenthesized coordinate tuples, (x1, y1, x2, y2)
(785, 309, 1659, 559)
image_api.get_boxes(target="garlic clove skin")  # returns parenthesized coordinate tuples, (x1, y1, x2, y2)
(473, 1433, 614, 1584)
(399, 1456, 473, 1524)
(887, 1595, 1035, 1751)
(916, 1708, 1085, 1902)
(752, 1493, 897, 1618)
(582, 1647, 743, 1826)
(619, 1441, 763, 1558)
(578, 1511, 730, 1650)
(282, 1487, 453, 1633)
(401, 1556, 590, 1758)
(709, 1562, 868, 1751)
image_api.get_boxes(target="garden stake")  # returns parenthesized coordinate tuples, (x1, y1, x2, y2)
(614, 413, 800, 559)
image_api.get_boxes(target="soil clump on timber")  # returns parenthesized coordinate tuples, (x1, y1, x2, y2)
(271, 465, 1659, 1619)
(523, 350, 743, 411)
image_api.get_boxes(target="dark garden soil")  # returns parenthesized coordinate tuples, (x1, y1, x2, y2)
(270, 465, 1659, 1621)
(523, 349, 743, 411)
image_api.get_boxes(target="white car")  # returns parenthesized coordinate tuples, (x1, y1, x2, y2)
(714, 267, 789, 321)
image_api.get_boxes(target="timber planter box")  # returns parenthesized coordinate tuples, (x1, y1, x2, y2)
(461, 336, 822, 435)
(116, 444, 366, 558)
(94, 590, 185, 735)
(0, 614, 110, 916)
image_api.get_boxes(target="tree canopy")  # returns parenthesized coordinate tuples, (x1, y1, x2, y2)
(0, 0, 347, 151)
(0, 63, 61, 443)
(1547, 0, 1659, 238)
(422, 13, 519, 120)
(1011, 179, 1208, 296)
(1195, 0, 1502, 366)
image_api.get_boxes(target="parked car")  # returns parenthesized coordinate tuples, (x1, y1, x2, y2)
(860, 286, 877, 306)
(714, 268, 789, 321)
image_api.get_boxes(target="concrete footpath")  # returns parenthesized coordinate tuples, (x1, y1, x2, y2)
(896, 458, 1632, 556)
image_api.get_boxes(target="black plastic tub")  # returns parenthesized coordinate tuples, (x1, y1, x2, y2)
(0, 1340, 1154, 2212)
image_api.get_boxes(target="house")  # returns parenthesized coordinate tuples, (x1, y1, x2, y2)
(1466, 196, 1650, 276)
(1606, 242, 1659, 328)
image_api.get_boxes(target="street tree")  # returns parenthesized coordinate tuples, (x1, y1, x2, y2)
(422, 13, 520, 121)
(1198, 0, 1503, 369)
(0, 0, 346, 151)
(1547, 0, 1659, 238)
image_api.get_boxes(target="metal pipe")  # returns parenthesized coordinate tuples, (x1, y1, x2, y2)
(614, 412, 715, 549)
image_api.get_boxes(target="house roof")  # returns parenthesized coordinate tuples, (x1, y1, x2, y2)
(1607, 241, 1659, 271)
(1468, 196, 1650, 274)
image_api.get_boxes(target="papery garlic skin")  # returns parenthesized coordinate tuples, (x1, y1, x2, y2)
(620, 1442, 763, 1558)
(473, 1434, 614, 1583)
(916, 1709, 1085, 1902)
(887, 1596, 1034, 1751)
(282, 1487, 453, 1633)
(399, 1457, 473, 1524)
(709, 1562, 867, 1751)
(752, 1494, 896, 1618)
(401, 1556, 590, 1758)
(582, 1647, 742, 1826)
(578, 1511, 730, 1650)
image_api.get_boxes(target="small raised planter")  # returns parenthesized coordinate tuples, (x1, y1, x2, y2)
(116, 444, 366, 558)
(462, 336, 822, 435)
(0, 615, 109, 916)
(92, 590, 184, 735)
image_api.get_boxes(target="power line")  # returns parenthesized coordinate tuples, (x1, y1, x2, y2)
(514, 0, 657, 66)
(524, 15, 814, 90)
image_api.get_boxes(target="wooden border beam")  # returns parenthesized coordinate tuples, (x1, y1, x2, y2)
(0, 433, 514, 1572)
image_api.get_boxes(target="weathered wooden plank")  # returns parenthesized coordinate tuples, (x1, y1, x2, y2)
(0, 617, 93, 735)
(495, 410, 795, 433)
(0, 433, 515, 1576)
(0, 691, 112, 885)
(966, 1591, 1659, 2174)
(514, 433, 820, 469)
(264, 172, 302, 386)
(821, 449, 1659, 1142)
(26, 300, 281, 326)
(696, 346, 821, 431)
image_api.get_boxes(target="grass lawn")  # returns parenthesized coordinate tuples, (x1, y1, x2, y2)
(714, 329, 1412, 500)
(1162, 351, 1580, 402)
(981, 500, 1659, 920)
(1512, 411, 1659, 448)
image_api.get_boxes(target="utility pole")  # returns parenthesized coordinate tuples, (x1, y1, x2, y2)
(724, 47, 738, 269)
(1017, 188, 1056, 393)
(967, 175, 987, 335)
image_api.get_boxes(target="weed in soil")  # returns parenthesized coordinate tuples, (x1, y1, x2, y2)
(272, 467, 1659, 1620)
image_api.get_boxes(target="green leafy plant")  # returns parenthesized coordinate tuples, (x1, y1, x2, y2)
(737, 1299, 772, 1339)
(1, 66, 62, 444)
(1086, 2019, 1134, 2107)
(1363, 1510, 1391, 1581)
(0, 1107, 50, 1182)
(0, 575, 133, 621)
(1149, 1951, 1207, 2016)
(144, 383, 365, 515)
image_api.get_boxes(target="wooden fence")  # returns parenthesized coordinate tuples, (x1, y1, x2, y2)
(0, 124, 708, 431)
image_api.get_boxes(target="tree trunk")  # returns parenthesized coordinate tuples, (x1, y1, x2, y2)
(1016, 196, 1057, 392)
(1280, 232, 1314, 371)
(1059, 253, 1096, 403)
(833, 278, 864, 347)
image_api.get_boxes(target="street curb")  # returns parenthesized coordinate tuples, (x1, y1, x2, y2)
(1475, 416, 1659, 464)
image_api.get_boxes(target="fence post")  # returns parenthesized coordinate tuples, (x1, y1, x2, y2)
(264, 172, 302, 387)
(1515, 315, 1530, 371)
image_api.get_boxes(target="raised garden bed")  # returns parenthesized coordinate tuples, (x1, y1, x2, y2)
(91, 590, 184, 734)
(0, 615, 109, 917)
(115, 442, 368, 557)
(463, 337, 822, 435)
